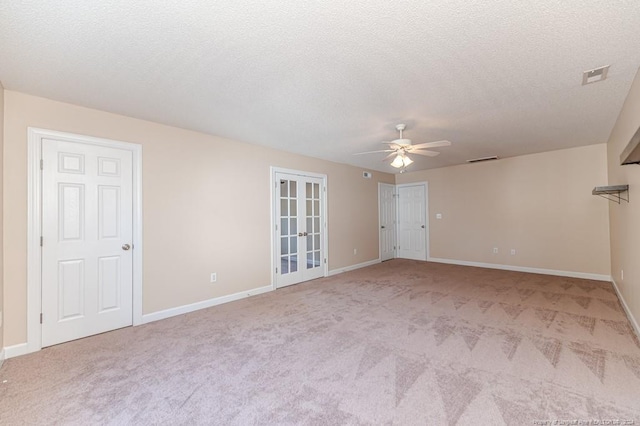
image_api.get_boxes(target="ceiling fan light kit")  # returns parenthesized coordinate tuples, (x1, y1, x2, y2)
(353, 123, 452, 171)
(391, 154, 413, 168)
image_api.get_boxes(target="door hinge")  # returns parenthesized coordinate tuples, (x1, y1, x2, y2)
(40, 159, 43, 170)
(275, 267, 278, 273)
(40, 236, 43, 246)
(40, 313, 43, 324)
(275, 224, 278, 231)
(324, 258, 327, 264)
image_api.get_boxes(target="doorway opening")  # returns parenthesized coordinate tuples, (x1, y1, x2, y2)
(27, 128, 143, 354)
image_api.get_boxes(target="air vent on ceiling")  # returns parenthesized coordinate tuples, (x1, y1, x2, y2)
(467, 156, 499, 164)
(582, 65, 610, 85)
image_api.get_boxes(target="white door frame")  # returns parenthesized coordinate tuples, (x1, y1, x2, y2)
(27, 128, 143, 354)
(270, 167, 328, 289)
(386, 182, 430, 261)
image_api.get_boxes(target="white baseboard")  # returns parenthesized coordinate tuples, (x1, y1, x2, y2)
(3, 285, 276, 359)
(4, 343, 30, 360)
(0, 348, 4, 368)
(611, 278, 640, 340)
(328, 258, 381, 277)
(141, 284, 274, 324)
(427, 257, 612, 282)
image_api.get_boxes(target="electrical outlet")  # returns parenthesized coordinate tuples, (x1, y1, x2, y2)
(621, 270, 624, 281)
(493, 247, 498, 254)
(210, 273, 217, 283)
(510, 249, 516, 255)
(353, 248, 357, 255)
(436, 213, 442, 219)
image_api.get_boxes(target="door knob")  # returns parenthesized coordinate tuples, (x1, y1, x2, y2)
(122, 244, 131, 251)
(381, 226, 386, 229)
(421, 225, 425, 229)
(298, 233, 304, 237)
(303, 232, 308, 236)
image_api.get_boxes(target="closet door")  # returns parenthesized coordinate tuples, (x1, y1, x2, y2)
(397, 185, 427, 261)
(41, 138, 134, 347)
(379, 183, 396, 261)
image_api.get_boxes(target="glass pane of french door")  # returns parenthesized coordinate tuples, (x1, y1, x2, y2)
(279, 178, 298, 276)
(305, 181, 322, 271)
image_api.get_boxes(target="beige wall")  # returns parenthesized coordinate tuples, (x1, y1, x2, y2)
(607, 68, 640, 325)
(0, 82, 4, 353)
(3, 91, 394, 347)
(396, 144, 611, 276)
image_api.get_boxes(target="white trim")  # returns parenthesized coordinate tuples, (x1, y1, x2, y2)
(328, 258, 381, 276)
(27, 128, 143, 357)
(269, 167, 327, 180)
(396, 181, 430, 261)
(0, 348, 4, 367)
(4, 343, 29, 360)
(611, 278, 640, 340)
(427, 257, 611, 282)
(27, 128, 43, 355)
(270, 167, 329, 289)
(142, 285, 273, 324)
(378, 182, 382, 261)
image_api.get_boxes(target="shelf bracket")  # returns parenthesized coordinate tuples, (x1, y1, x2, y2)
(592, 185, 629, 204)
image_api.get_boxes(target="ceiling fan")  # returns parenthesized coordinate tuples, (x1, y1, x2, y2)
(354, 124, 451, 170)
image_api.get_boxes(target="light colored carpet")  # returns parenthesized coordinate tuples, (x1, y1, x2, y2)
(1, 259, 640, 425)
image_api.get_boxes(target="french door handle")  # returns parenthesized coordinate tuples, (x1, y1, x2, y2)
(298, 233, 304, 237)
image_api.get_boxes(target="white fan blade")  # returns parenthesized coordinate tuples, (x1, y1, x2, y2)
(411, 150, 440, 157)
(382, 142, 402, 150)
(382, 152, 397, 161)
(410, 140, 451, 149)
(353, 149, 395, 155)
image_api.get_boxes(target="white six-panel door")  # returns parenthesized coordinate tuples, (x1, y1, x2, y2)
(41, 138, 134, 347)
(275, 172, 325, 288)
(397, 185, 427, 261)
(379, 183, 396, 261)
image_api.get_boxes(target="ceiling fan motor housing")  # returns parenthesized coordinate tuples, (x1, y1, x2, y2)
(393, 138, 412, 146)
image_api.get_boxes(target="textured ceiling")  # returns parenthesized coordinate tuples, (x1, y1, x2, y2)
(1, 1, 640, 173)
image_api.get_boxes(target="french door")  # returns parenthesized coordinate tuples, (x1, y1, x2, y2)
(275, 171, 326, 288)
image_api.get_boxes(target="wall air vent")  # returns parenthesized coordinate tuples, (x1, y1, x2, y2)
(467, 156, 499, 164)
(582, 65, 610, 85)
